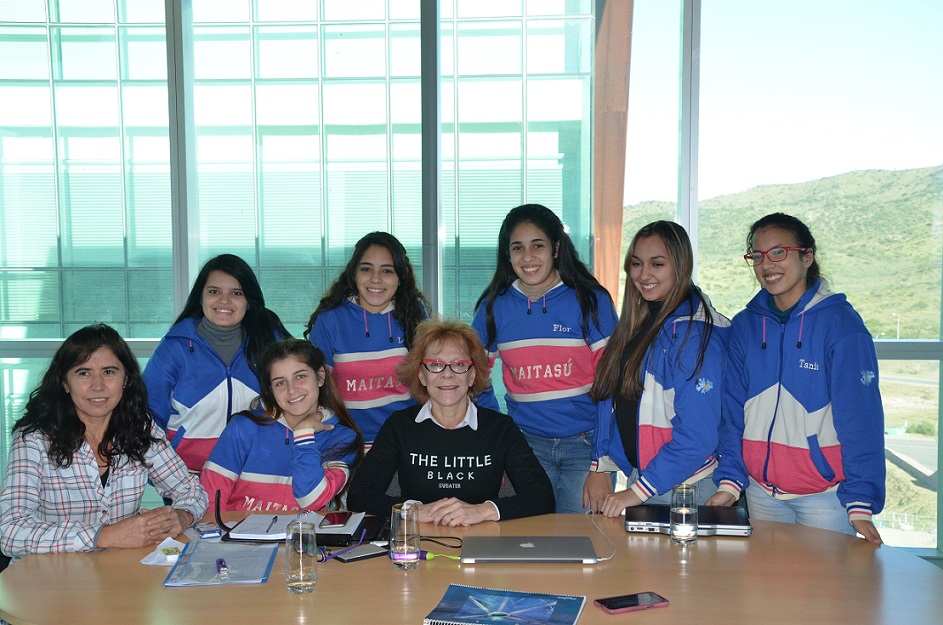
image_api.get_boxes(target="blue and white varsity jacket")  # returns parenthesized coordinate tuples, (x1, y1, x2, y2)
(308, 299, 425, 445)
(714, 279, 886, 524)
(201, 408, 358, 512)
(592, 289, 730, 500)
(472, 282, 619, 438)
(143, 317, 261, 472)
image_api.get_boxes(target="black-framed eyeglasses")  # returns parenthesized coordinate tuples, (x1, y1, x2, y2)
(421, 359, 473, 374)
(743, 246, 809, 266)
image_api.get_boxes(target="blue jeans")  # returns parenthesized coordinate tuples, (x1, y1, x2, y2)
(522, 430, 593, 514)
(745, 484, 855, 536)
(623, 468, 718, 505)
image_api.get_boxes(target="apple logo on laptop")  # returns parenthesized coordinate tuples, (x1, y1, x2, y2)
(519, 541, 535, 548)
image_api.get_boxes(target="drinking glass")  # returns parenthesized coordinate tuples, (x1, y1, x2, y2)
(285, 518, 318, 592)
(670, 483, 698, 545)
(389, 503, 420, 569)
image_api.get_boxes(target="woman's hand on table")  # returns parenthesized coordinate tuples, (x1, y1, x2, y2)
(852, 519, 883, 546)
(705, 491, 736, 506)
(582, 471, 614, 512)
(418, 498, 498, 526)
(96, 506, 191, 549)
(600, 489, 643, 517)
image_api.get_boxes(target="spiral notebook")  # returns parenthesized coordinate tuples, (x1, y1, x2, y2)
(423, 584, 586, 625)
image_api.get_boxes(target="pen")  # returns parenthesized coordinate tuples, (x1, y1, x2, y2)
(266, 516, 278, 533)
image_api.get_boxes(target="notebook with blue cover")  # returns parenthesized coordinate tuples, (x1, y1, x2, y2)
(423, 584, 586, 625)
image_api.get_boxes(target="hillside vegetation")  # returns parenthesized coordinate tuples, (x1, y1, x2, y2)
(622, 165, 943, 339)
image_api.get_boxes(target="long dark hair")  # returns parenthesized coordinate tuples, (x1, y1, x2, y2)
(746, 212, 820, 284)
(303, 232, 430, 349)
(14, 324, 160, 468)
(176, 254, 290, 377)
(592, 221, 715, 402)
(246, 339, 364, 507)
(475, 204, 611, 346)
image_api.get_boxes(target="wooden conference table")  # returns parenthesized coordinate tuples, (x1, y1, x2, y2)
(1, 513, 942, 625)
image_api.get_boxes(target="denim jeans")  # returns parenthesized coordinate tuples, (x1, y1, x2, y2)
(522, 430, 594, 514)
(745, 483, 855, 536)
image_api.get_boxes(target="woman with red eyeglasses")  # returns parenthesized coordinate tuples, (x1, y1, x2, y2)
(347, 320, 554, 526)
(707, 213, 885, 545)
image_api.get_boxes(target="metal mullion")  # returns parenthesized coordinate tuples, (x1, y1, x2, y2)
(317, 19, 329, 273)
(249, 19, 262, 269)
(420, 0, 442, 314)
(166, 0, 198, 317)
(0, 339, 161, 359)
(114, 20, 133, 336)
(385, 15, 394, 234)
(47, 22, 66, 338)
(679, 0, 700, 277)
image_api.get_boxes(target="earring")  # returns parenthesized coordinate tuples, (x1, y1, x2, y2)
(64, 388, 70, 394)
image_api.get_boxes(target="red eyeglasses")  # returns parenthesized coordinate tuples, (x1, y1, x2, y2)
(743, 246, 809, 266)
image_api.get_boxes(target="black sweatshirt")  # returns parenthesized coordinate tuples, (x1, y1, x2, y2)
(347, 404, 554, 520)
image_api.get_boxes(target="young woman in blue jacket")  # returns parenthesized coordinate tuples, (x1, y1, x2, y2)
(144, 254, 289, 472)
(585, 221, 729, 515)
(202, 339, 364, 512)
(707, 213, 885, 545)
(304, 232, 430, 447)
(473, 204, 618, 514)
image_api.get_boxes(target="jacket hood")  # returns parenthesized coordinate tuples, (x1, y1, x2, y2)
(743, 278, 848, 350)
(164, 317, 204, 340)
(343, 296, 397, 342)
(508, 279, 571, 315)
(344, 295, 395, 315)
(745, 278, 846, 320)
(667, 287, 731, 329)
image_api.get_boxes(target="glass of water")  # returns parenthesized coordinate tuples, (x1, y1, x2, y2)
(670, 483, 698, 545)
(389, 503, 420, 569)
(285, 518, 318, 592)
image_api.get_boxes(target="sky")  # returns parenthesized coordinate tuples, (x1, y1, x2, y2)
(623, 0, 943, 205)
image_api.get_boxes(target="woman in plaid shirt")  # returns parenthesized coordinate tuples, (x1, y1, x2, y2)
(0, 324, 207, 560)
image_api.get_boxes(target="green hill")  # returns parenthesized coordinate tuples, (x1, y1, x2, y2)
(622, 165, 943, 339)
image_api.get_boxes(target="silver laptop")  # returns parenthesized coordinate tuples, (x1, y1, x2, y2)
(624, 505, 752, 537)
(460, 536, 597, 564)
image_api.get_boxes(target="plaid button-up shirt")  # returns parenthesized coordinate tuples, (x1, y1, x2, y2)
(0, 424, 207, 559)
